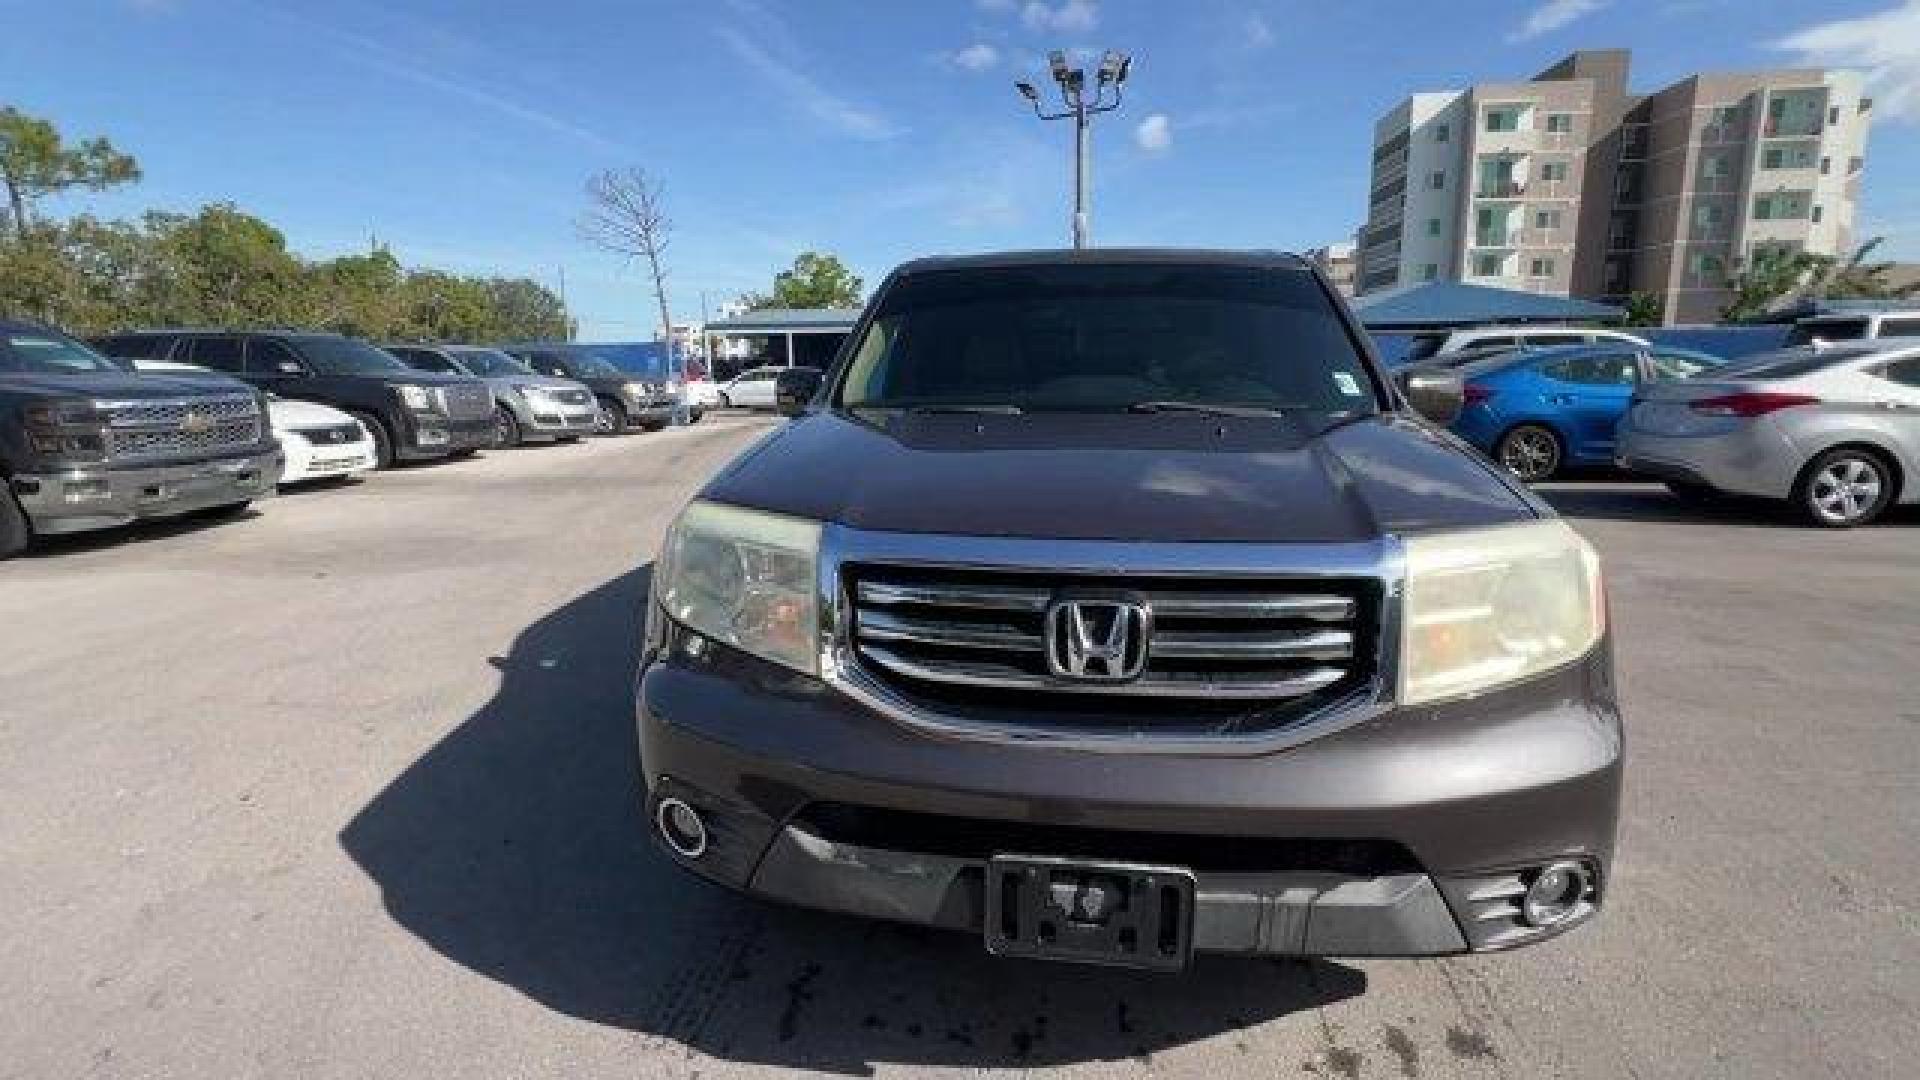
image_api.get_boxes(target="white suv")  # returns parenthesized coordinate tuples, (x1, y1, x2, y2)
(1408, 325, 1648, 364)
(1785, 311, 1920, 347)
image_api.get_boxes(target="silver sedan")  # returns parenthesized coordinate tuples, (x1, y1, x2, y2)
(1617, 343, 1920, 527)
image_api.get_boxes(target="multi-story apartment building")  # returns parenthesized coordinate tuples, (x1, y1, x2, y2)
(1305, 241, 1358, 295)
(1359, 50, 1872, 324)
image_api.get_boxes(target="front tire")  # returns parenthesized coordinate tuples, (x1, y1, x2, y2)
(352, 412, 395, 469)
(595, 397, 630, 436)
(494, 405, 523, 448)
(0, 486, 31, 560)
(1496, 424, 1564, 483)
(1794, 448, 1894, 528)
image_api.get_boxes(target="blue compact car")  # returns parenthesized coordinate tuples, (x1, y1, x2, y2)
(1449, 343, 1725, 481)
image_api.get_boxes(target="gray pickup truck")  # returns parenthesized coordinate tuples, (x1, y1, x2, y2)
(1, 319, 280, 559)
(638, 249, 1620, 971)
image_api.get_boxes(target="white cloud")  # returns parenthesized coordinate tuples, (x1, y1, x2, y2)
(1135, 113, 1172, 153)
(1507, 0, 1606, 42)
(1022, 0, 1097, 34)
(1245, 13, 1275, 50)
(1775, 1, 1920, 121)
(715, 25, 897, 140)
(949, 43, 1000, 71)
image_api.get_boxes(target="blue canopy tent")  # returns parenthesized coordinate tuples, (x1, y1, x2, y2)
(1351, 282, 1624, 330)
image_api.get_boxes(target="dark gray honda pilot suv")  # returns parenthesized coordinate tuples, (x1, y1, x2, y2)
(637, 249, 1620, 971)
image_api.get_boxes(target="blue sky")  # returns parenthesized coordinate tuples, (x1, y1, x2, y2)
(4, 0, 1917, 338)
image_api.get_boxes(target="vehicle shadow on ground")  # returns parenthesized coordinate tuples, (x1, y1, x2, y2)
(21, 506, 263, 558)
(340, 568, 1366, 1074)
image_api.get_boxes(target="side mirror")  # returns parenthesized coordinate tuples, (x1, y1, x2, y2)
(775, 367, 823, 417)
(1396, 366, 1465, 426)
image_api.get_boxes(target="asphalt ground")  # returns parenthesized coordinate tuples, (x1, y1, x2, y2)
(3, 413, 1915, 1079)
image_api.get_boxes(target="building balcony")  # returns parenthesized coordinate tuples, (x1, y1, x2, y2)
(1475, 181, 1527, 199)
(1763, 120, 1822, 139)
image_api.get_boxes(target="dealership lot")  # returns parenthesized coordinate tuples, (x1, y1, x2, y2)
(2, 414, 1915, 1080)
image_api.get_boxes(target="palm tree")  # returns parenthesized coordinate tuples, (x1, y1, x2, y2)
(1802, 237, 1920, 301)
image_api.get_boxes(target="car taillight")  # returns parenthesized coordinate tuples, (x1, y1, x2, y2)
(1463, 382, 1493, 405)
(1687, 392, 1820, 417)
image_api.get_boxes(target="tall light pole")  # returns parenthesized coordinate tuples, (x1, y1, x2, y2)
(1017, 49, 1131, 248)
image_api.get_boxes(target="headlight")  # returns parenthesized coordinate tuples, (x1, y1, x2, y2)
(23, 399, 107, 458)
(512, 382, 547, 398)
(391, 383, 433, 411)
(1400, 520, 1603, 705)
(622, 380, 649, 399)
(659, 500, 821, 674)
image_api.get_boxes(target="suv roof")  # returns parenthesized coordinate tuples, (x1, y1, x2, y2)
(893, 248, 1311, 277)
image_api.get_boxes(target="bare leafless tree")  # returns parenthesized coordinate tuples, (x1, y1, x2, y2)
(579, 167, 682, 419)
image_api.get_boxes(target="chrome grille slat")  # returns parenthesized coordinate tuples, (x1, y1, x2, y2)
(1146, 593, 1356, 621)
(861, 644, 1348, 700)
(856, 610, 1043, 652)
(1152, 628, 1353, 661)
(101, 394, 258, 429)
(856, 580, 1051, 613)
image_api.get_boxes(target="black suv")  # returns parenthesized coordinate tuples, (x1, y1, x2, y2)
(637, 250, 1621, 970)
(92, 331, 494, 467)
(499, 342, 673, 433)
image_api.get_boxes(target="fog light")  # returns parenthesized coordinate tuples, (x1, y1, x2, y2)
(656, 797, 708, 859)
(1522, 860, 1591, 928)
(62, 478, 114, 504)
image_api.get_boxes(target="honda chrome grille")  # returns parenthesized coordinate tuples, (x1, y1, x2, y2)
(846, 566, 1370, 706)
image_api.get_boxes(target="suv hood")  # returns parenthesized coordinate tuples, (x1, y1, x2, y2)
(1, 370, 255, 401)
(703, 411, 1539, 544)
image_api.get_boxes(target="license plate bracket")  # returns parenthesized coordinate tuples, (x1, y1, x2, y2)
(985, 854, 1195, 971)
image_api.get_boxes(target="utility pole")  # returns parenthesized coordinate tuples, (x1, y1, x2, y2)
(1016, 49, 1131, 248)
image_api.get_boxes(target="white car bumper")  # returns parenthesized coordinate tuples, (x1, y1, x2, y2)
(280, 429, 378, 485)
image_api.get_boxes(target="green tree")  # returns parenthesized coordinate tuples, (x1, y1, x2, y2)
(1802, 237, 1920, 302)
(0, 106, 141, 237)
(1621, 292, 1664, 327)
(1720, 245, 1827, 322)
(742, 251, 863, 309)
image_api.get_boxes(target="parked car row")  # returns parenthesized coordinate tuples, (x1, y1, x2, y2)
(0, 321, 708, 560)
(1412, 335, 1920, 527)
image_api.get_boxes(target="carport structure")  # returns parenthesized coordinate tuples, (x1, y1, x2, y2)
(703, 307, 860, 380)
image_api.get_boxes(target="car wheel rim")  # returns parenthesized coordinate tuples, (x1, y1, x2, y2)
(495, 413, 514, 445)
(1811, 458, 1882, 523)
(595, 405, 614, 433)
(1501, 429, 1558, 481)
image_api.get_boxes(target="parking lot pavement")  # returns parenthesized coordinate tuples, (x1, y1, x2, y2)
(2, 419, 1916, 1080)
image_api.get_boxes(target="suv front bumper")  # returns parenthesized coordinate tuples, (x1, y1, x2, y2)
(398, 411, 494, 460)
(636, 638, 1622, 959)
(13, 446, 281, 535)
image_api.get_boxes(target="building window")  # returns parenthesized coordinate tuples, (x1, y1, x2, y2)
(1820, 156, 1831, 175)
(1431, 171, 1446, 190)
(1695, 204, 1722, 226)
(1529, 257, 1555, 278)
(1828, 106, 1840, 126)
(1534, 209, 1562, 230)
(1422, 263, 1438, 281)
(1473, 253, 1504, 276)
(1427, 217, 1441, 236)
(1485, 109, 1519, 133)
(1546, 113, 1573, 133)
(1435, 123, 1449, 143)
(1540, 161, 1569, 183)
(1812, 205, 1823, 223)
(1710, 105, 1741, 129)
(1761, 146, 1784, 169)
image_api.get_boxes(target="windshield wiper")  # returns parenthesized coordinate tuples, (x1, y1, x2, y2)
(1124, 400, 1293, 418)
(903, 404, 1025, 415)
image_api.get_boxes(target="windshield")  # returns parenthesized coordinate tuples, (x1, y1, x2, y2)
(294, 336, 410, 376)
(571, 350, 624, 377)
(837, 262, 1379, 415)
(1785, 319, 1870, 347)
(451, 349, 533, 377)
(0, 329, 123, 374)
